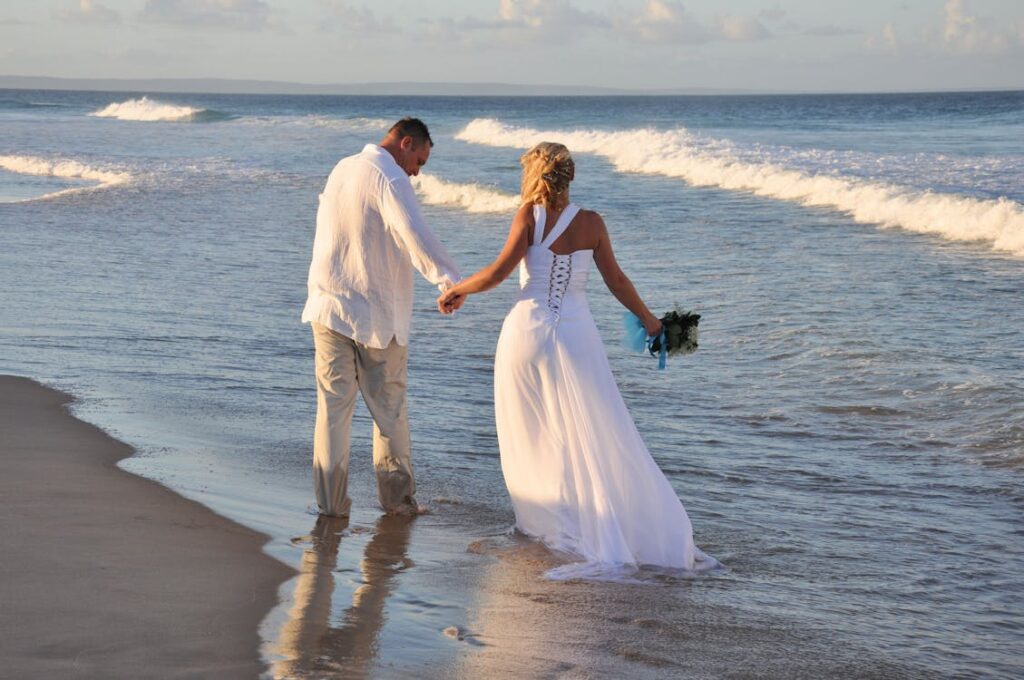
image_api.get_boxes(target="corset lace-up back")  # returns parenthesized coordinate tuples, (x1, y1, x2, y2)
(518, 203, 592, 324)
(547, 254, 573, 319)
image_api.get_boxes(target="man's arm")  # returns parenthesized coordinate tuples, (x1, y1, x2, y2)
(380, 176, 461, 290)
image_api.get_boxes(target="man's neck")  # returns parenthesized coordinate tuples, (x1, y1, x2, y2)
(378, 139, 401, 165)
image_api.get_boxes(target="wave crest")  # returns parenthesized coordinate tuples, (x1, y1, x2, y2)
(0, 154, 131, 201)
(456, 118, 1024, 257)
(412, 173, 520, 213)
(90, 97, 209, 122)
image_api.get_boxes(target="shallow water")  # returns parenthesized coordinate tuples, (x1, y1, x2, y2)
(1, 89, 1022, 678)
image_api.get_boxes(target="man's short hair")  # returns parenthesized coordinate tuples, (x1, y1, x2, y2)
(389, 117, 433, 147)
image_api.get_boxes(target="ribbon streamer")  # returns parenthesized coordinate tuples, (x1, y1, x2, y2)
(623, 312, 666, 370)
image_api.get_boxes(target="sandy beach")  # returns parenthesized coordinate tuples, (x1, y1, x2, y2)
(0, 375, 295, 678)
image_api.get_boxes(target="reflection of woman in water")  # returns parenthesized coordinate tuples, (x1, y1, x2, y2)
(272, 515, 412, 677)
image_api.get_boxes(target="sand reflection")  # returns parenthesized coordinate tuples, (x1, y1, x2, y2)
(271, 514, 413, 678)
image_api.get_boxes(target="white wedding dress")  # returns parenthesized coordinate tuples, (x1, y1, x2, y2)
(494, 204, 717, 579)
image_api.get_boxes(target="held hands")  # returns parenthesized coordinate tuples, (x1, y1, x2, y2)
(437, 289, 465, 315)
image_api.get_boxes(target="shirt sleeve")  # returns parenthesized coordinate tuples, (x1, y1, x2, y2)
(380, 175, 462, 291)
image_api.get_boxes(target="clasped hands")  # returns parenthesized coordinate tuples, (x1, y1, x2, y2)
(437, 289, 465, 315)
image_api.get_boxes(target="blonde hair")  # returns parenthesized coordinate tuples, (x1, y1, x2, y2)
(520, 142, 574, 209)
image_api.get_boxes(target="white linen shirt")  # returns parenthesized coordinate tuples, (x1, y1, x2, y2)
(301, 144, 460, 349)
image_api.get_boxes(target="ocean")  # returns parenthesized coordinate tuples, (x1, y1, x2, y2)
(1, 89, 1022, 678)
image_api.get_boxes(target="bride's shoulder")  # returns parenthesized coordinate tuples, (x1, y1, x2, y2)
(509, 203, 535, 240)
(575, 208, 608, 232)
(513, 202, 535, 227)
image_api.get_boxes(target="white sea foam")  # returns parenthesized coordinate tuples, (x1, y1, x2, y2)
(90, 96, 206, 122)
(412, 173, 521, 213)
(456, 118, 1024, 257)
(0, 154, 131, 201)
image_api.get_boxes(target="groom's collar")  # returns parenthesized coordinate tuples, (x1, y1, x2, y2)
(363, 143, 401, 175)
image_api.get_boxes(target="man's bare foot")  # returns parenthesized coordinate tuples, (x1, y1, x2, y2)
(387, 503, 429, 517)
(307, 502, 351, 518)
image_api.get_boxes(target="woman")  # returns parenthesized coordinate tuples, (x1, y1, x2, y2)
(438, 142, 715, 578)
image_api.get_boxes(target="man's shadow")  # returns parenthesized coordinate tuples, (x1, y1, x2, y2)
(272, 514, 414, 677)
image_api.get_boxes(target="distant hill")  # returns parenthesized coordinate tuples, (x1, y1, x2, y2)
(0, 75, 756, 96)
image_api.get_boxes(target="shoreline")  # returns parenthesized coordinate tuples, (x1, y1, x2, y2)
(0, 375, 295, 678)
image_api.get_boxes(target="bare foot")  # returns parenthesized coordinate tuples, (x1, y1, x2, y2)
(388, 503, 429, 517)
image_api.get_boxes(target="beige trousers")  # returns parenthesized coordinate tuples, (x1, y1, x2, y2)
(312, 323, 415, 516)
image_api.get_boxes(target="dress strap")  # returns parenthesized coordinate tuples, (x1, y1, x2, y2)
(532, 204, 546, 246)
(540, 203, 580, 249)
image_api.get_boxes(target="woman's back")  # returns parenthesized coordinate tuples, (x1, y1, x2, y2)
(518, 204, 594, 320)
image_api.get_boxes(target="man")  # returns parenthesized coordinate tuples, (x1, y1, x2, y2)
(301, 117, 462, 517)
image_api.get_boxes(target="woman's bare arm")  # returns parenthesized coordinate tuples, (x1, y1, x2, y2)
(438, 203, 531, 310)
(591, 213, 663, 336)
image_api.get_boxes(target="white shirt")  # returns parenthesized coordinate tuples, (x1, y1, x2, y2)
(301, 144, 460, 348)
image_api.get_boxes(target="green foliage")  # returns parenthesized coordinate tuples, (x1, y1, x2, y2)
(649, 308, 700, 357)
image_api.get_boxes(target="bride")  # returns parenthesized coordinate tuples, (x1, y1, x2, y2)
(438, 142, 716, 578)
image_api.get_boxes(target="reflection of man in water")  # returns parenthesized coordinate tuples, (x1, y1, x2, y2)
(273, 515, 413, 677)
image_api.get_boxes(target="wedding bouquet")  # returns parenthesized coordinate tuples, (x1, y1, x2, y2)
(623, 307, 700, 369)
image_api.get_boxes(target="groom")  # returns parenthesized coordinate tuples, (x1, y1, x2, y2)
(301, 117, 462, 517)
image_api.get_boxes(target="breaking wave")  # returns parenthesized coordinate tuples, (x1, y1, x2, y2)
(0, 154, 131, 201)
(89, 97, 228, 122)
(412, 173, 521, 213)
(456, 118, 1024, 257)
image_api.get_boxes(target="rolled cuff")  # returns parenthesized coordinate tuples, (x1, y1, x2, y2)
(436, 274, 461, 293)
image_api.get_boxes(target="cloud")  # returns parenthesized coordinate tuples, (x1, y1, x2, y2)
(861, 1, 1024, 59)
(360, 1, 771, 49)
(865, 22, 898, 54)
(140, 0, 283, 32)
(56, 0, 121, 25)
(412, 0, 610, 47)
(496, 0, 608, 30)
(318, 2, 394, 34)
(625, 0, 708, 44)
(938, 0, 1013, 54)
(622, 2, 769, 44)
(464, 0, 610, 40)
(715, 14, 770, 41)
(896, 0, 1024, 56)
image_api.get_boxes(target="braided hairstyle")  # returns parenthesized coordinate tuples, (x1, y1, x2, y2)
(520, 142, 575, 209)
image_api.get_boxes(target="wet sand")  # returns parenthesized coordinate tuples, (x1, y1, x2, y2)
(261, 507, 935, 679)
(0, 376, 295, 678)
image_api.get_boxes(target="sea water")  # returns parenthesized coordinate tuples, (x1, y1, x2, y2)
(1, 89, 1022, 678)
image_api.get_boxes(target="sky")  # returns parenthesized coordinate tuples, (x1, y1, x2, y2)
(1, 0, 1022, 92)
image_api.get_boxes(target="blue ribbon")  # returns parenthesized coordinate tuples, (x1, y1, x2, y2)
(622, 312, 648, 353)
(646, 329, 667, 370)
(624, 312, 666, 370)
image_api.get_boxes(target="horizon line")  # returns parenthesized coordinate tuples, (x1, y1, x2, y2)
(1, 75, 1022, 98)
